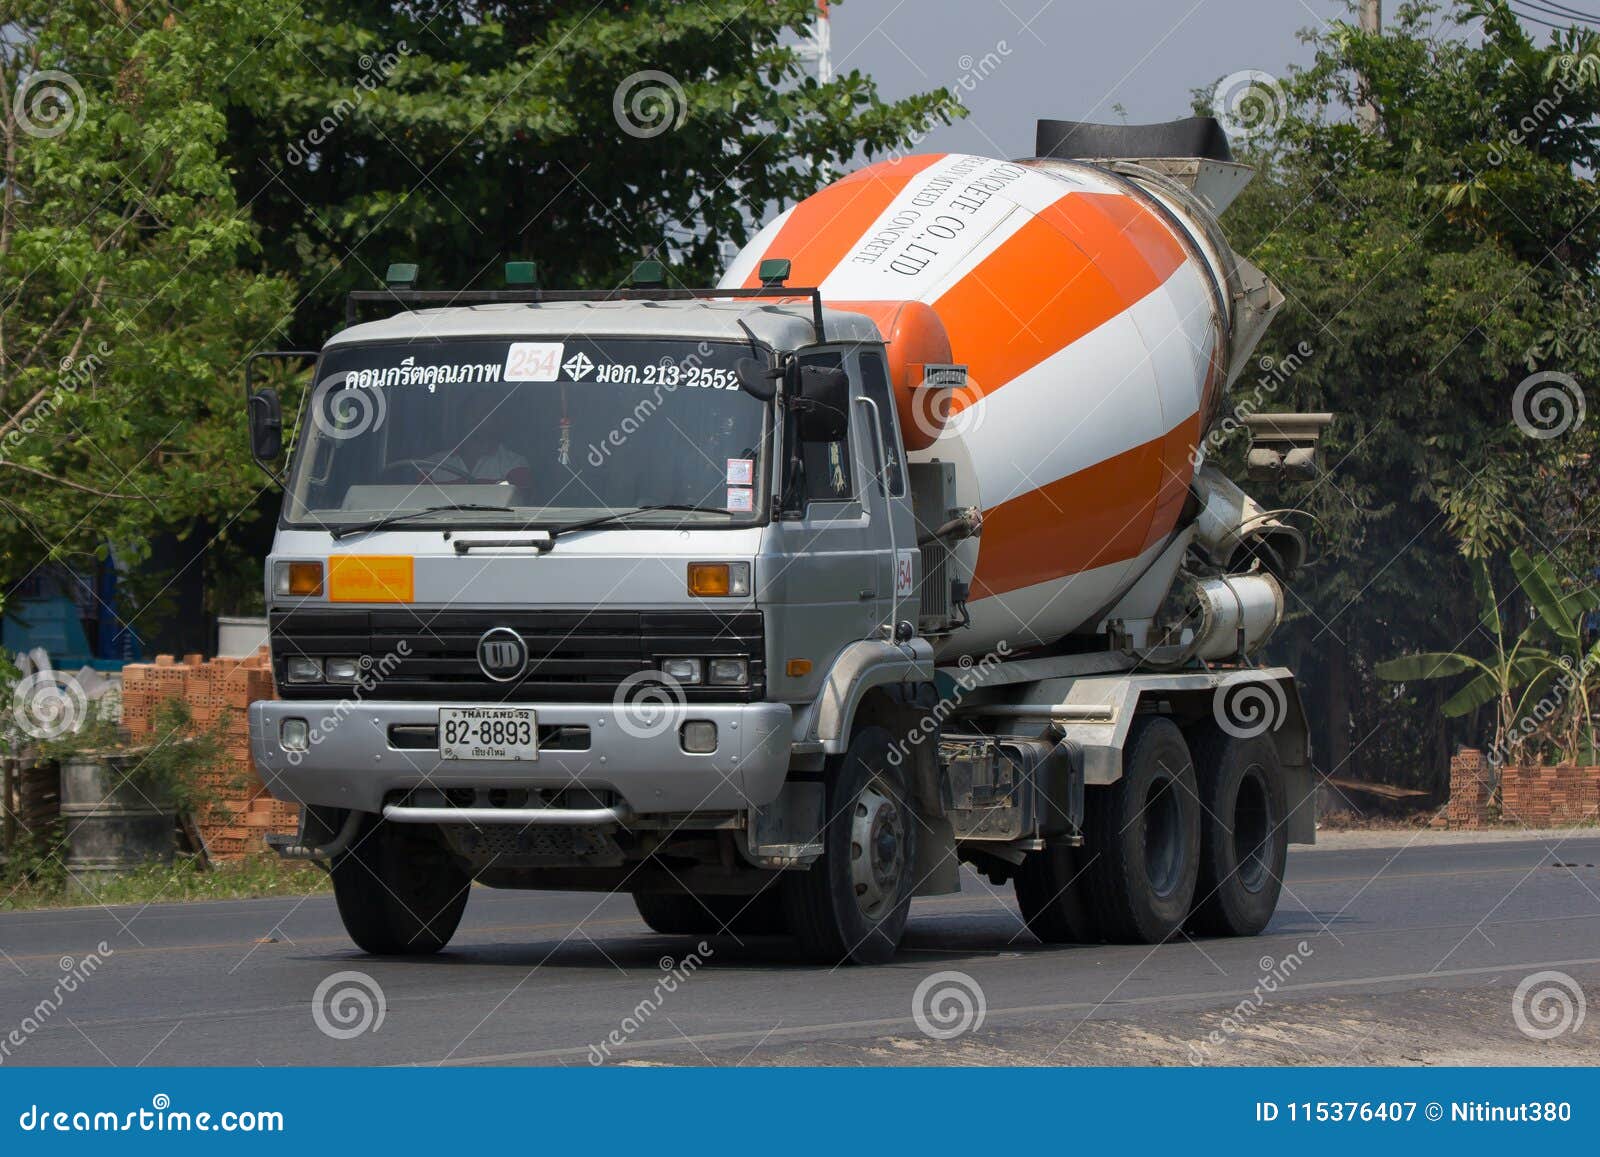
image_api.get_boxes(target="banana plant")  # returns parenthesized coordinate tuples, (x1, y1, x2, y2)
(1376, 550, 1598, 771)
(1512, 550, 1600, 764)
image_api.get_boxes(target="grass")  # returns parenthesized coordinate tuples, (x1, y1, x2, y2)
(0, 852, 331, 912)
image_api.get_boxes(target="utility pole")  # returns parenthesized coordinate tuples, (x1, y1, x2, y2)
(1359, 0, 1381, 130)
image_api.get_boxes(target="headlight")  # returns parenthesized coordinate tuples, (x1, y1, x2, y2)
(285, 657, 323, 683)
(706, 657, 748, 686)
(323, 657, 361, 683)
(660, 657, 703, 684)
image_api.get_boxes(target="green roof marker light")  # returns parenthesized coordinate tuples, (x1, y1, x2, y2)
(758, 258, 791, 288)
(504, 261, 539, 287)
(631, 259, 666, 289)
(384, 262, 419, 289)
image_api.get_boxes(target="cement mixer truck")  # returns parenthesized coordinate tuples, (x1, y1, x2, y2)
(245, 118, 1321, 964)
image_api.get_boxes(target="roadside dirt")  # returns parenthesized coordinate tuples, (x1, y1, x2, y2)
(619, 980, 1599, 1067)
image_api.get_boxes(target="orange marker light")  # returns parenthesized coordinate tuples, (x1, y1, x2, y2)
(785, 659, 813, 678)
(687, 563, 731, 597)
(287, 561, 324, 597)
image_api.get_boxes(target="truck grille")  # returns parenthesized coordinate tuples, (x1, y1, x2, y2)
(269, 608, 765, 702)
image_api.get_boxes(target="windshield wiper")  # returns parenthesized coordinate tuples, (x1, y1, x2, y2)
(329, 503, 515, 541)
(548, 503, 735, 541)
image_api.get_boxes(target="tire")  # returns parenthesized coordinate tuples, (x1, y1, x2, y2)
(1014, 843, 1098, 943)
(633, 892, 715, 935)
(1187, 730, 1288, 937)
(633, 888, 788, 936)
(782, 726, 915, 964)
(1078, 716, 1200, 944)
(331, 815, 471, 955)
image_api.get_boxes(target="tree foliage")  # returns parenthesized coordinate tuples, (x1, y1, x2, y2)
(1213, 0, 1600, 787)
(225, 0, 957, 342)
(0, 1, 297, 585)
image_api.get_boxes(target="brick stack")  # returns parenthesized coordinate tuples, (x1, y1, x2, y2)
(120, 649, 297, 859)
(1500, 764, 1600, 828)
(1443, 747, 1496, 829)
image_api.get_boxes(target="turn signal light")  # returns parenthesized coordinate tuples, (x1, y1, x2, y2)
(274, 560, 325, 597)
(687, 562, 750, 597)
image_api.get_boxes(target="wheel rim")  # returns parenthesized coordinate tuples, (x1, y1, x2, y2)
(1232, 769, 1273, 892)
(1141, 773, 1186, 899)
(849, 778, 906, 920)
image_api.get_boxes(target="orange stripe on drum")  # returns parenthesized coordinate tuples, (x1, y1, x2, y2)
(935, 192, 1191, 415)
(970, 413, 1197, 601)
(738, 153, 948, 289)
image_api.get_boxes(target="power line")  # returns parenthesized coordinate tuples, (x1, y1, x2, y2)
(1509, 0, 1600, 30)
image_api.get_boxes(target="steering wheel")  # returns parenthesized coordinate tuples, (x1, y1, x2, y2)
(386, 456, 471, 484)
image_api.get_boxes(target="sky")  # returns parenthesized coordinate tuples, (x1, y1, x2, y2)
(821, 0, 1349, 159)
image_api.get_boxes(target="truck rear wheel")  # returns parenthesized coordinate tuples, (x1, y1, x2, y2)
(633, 889, 787, 936)
(331, 815, 471, 955)
(1014, 843, 1098, 943)
(1188, 731, 1288, 937)
(782, 726, 915, 965)
(1079, 716, 1200, 944)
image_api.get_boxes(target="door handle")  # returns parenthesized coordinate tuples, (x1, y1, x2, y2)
(859, 589, 876, 600)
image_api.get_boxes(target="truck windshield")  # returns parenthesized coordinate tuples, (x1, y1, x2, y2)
(283, 337, 768, 529)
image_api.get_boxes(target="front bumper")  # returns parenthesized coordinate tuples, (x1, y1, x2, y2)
(249, 699, 793, 816)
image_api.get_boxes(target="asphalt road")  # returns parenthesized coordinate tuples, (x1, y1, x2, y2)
(3, 833, 1599, 1067)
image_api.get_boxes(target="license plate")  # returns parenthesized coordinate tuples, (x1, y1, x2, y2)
(438, 707, 538, 761)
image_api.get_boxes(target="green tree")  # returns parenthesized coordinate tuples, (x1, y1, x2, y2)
(225, 0, 957, 342)
(1, 1, 296, 588)
(1212, 0, 1600, 791)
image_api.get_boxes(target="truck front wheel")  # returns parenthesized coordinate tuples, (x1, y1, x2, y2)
(782, 726, 915, 965)
(1187, 731, 1288, 937)
(331, 815, 471, 955)
(1079, 716, 1200, 944)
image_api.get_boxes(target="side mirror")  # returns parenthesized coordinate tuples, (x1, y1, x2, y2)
(248, 388, 284, 461)
(735, 357, 779, 402)
(794, 364, 850, 442)
(243, 349, 318, 482)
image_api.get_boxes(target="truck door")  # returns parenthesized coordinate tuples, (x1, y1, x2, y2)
(854, 348, 918, 639)
(760, 349, 896, 705)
